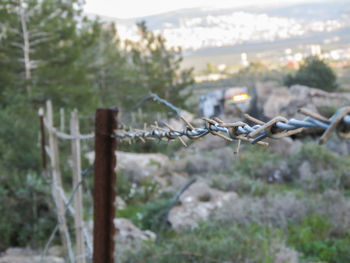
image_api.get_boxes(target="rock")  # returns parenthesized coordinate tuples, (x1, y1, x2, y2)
(266, 137, 302, 156)
(290, 139, 303, 154)
(88, 218, 157, 263)
(279, 85, 350, 119)
(259, 160, 291, 183)
(0, 248, 64, 263)
(325, 136, 350, 156)
(168, 110, 194, 131)
(263, 87, 292, 119)
(171, 147, 234, 174)
(255, 82, 281, 104)
(86, 217, 156, 243)
(257, 84, 350, 122)
(86, 217, 155, 262)
(180, 110, 194, 122)
(164, 172, 189, 193)
(168, 181, 237, 230)
(266, 137, 294, 156)
(116, 196, 126, 210)
(253, 81, 282, 119)
(187, 134, 228, 152)
(47, 246, 64, 257)
(86, 151, 169, 184)
(298, 161, 312, 184)
(114, 218, 156, 243)
(270, 239, 299, 263)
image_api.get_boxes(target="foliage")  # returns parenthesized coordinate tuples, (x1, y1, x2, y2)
(121, 222, 281, 263)
(123, 21, 194, 110)
(288, 143, 350, 191)
(0, 95, 56, 250)
(284, 56, 337, 92)
(232, 145, 278, 179)
(118, 198, 171, 232)
(0, 97, 40, 172)
(210, 173, 292, 197)
(119, 138, 185, 156)
(0, 172, 55, 250)
(81, 22, 131, 108)
(0, 0, 194, 250)
(116, 171, 161, 205)
(0, 0, 99, 109)
(287, 214, 350, 263)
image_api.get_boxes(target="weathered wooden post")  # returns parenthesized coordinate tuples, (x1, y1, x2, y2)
(93, 108, 118, 263)
(46, 100, 74, 262)
(60, 108, 65, 132)
(70, 110, 86, 263)
(38, 108, 47, 170)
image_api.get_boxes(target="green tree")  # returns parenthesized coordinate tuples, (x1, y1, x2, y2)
(125, 21, 194, 109)
(284, 56, 337, 92)
(82, 22, 135, 108)
(0, 0, 100, 250)
(0, 0, 99, 110)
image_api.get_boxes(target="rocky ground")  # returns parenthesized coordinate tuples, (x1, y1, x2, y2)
(3, 85, 350, 262)
(0, 247, 64, 263)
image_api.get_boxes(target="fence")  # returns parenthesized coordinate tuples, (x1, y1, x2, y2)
(38, 95, 350, 263)
(39, 101, 94, 263)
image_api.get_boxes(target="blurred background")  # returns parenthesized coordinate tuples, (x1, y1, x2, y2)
(1, 0, 350, 262)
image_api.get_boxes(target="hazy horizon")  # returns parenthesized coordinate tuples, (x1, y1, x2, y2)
(84, 0, 338, 19)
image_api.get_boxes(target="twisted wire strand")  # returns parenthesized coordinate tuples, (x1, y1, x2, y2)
(113, 106, 350, 146)
(121, 93, 182, 121)
(43, 118, 95, 140)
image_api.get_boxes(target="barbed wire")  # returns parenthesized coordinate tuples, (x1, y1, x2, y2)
(113, 103, 350, 146)
(43, 118, 95, 140)
(121, 93, 182, 122)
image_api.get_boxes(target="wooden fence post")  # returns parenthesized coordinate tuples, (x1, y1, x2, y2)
(38, 108, 47, 170)
(47, 100, 74, 263)
(93, 108, 118, 263)
(60, 108, 65, 132)
(70, 109, 86, 263)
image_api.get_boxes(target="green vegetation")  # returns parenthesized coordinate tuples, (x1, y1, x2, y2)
(116, 143, 350, 263)
(122, 222, 282, 263)
(284, 56, 338, 92)
(0, 173, 56, 250)
(289, 143, 350, 191)
(1, 1, 349, 261)
(287, 214, 350, 263)
(118, 198, 171, 233)
(0, 0, 193, 251)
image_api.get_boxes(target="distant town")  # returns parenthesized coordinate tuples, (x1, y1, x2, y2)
(116, 10, 349, 51)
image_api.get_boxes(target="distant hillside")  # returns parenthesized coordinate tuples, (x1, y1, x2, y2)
(105, 0, 349, 52)
(87, 0, 350, 71)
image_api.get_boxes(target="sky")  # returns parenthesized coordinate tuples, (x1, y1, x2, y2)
(83, 0, 325, 19)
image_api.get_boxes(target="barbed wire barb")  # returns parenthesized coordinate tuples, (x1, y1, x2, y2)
(112, 95, 350, 146)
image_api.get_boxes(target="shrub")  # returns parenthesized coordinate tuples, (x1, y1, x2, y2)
(116, 171, 161, 205)
(0, 172, 56, 251)
(121, 222, 284, 263)
(118, 197, 171, 232)
(287, 214, 350, 263)
(210, 173, 270, 196)
(288, 143, 350, 191)
(231, 145, 278, 180)
(284, 56, 337, 92)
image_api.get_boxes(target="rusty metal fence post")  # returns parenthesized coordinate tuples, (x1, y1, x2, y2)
(93, 108, 118, 263)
